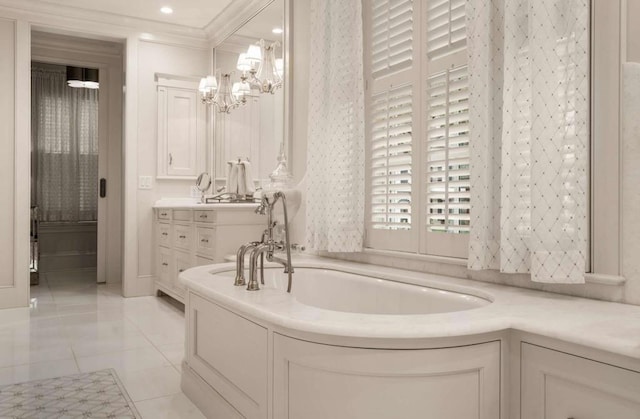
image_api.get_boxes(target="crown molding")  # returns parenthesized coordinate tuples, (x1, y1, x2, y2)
(204, 0, 273, 46)
(0, 0, 209, 46)
(32, 30, 124, 57)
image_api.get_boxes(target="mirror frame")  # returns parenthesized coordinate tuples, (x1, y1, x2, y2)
(210, 0, 293, 186)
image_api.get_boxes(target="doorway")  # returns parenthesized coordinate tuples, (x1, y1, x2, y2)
(30, 31, 124, 290)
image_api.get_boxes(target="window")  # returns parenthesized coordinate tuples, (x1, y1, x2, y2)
(365, 0, 469, 258)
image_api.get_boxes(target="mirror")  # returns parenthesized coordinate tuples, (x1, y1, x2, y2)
(195, 172, 212, 203)
(196, 172, 212, 192)
(213, 0, 287, 187)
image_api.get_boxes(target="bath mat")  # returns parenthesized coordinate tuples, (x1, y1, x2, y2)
(0, 369, 141, 419)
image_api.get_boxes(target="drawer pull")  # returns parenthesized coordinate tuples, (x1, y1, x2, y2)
(199, 214, 208, 219)
(201, 239, 209, 243)
(179, 269, 185, 273)
(161, 232, 168, 236)
(160, 212, 168, 216)
(162, 262, 168, 266)
(179, 235, 186, 239)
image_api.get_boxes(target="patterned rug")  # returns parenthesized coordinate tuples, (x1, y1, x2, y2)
(0, 369, 141, 419)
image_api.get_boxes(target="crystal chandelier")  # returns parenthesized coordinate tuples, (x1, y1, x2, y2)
(199, 73, 241, 113)
(238, 39, 283, 95)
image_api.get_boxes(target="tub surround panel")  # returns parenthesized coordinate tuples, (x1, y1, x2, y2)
(520, 343, 640, 419)
(273, 336, 500, 419)
(188, 294, 267, 419)
(181, 257, 640, 359)
(181, 257, 640, 418)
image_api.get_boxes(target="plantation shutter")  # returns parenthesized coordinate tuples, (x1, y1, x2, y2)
(425, 66, 470, 234)
(366, 0, 417, 251)
(370, 84, 413, 231)
(372, 0, 414, 78)
(423, 0, 470, 258)
(426, 0, 467, 59)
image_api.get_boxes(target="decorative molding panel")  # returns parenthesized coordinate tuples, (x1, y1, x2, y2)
(204, 0, 273, 46)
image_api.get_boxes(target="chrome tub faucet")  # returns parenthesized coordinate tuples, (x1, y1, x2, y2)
(234, 191, 295, 292)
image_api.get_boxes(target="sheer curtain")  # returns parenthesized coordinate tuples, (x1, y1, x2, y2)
(305, 0, 365, 252)
(466, 0, 590, 283)
(31, 64, 99, 222)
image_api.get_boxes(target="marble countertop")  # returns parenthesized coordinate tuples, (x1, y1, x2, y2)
(180, 256, 640, 360)
(153, 199, 259, 210)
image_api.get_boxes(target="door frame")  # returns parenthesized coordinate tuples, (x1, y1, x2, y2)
(31, 31, 124, 285)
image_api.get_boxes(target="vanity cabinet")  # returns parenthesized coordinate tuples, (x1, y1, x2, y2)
(154, 205, 264, 303)
(156, 74, 206, 179)
(521, 343, 640, 418)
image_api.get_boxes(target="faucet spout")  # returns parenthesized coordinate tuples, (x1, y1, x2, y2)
(247, 244, 270, 291)
(234, 242, 258, 286)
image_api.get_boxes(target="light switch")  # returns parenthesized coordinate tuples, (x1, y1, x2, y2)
(139, 176, 153, 190)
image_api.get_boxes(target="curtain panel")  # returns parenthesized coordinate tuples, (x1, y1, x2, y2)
(305, 0, 366, 252)
(31, 64, 99, 222)
(466, 0, 590, 283)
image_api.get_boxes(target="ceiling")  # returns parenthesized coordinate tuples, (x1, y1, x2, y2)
(31, 0, 234, 28)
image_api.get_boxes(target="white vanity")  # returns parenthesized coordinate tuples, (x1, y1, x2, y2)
(153, 200, 264, 304)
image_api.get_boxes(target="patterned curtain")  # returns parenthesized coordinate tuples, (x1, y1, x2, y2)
(305, 0, 365, 252)
(31, 64, 99, 222)
(466, 0, 590, 283)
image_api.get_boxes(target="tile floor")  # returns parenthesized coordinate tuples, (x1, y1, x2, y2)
(0, 269, 205, 418)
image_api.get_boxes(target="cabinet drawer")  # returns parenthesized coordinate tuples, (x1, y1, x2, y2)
(173, 224, 194, 251)
(174, 251, 193, 292)
(195, 210, 215, 223)
(521, 343, 640, 419)
(157, 209, 171, 220)
(196, 227, 215, 257)
(174, 210, 192, 222)
(157, 223, 171, 247)
(158, 247, 172, 286)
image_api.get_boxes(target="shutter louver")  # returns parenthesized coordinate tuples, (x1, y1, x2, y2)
(371, 84, 413, 231)
(426, 0, 466, 60)
(426, 65, 470, 234)
(372, 0, 414, 79)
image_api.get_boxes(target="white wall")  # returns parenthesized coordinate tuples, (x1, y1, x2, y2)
(0, 17, 30, 308)
(124, 40, 211, 296)
(621, 1, 640, 304)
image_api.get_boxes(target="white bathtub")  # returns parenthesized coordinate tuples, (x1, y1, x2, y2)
(208, 266, 489, 315)
(180, 259, 501, 419)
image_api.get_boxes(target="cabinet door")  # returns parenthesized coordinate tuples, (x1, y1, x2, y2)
(157, 79, 205, 179)
(521, 343, 640, 419)
(157, 247, 172, 288)
(274, 336, 500, 419)
(174, 250, 192, 296)
(195, 226, 215, 258)
(157, 222, 171, 248)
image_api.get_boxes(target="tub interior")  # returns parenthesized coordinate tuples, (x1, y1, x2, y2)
(213, 267, 490, 315)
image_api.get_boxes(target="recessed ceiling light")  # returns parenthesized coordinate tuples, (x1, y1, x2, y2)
(272, 27, 283, 34)
(160, 6, 173, 14)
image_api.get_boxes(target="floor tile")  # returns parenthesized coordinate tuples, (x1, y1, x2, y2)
(156, 343, 185, 370)
(71, 333, 153, 358)
(135, 393, 206, 419)
(76, 346, 171, 375)
(0, 359, 79, 386)
(0, 269, 204, 418)
(118, 366, 182, 402)
(0, 343, 74, 368)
